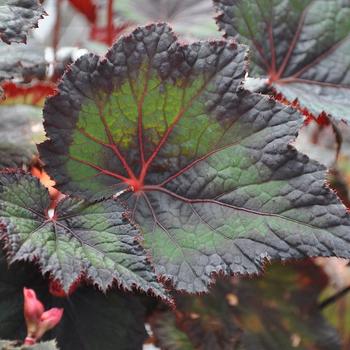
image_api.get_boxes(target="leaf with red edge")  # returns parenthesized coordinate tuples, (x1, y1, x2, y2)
(0, 0, 45, 44)
(68, 0, 96, 23)
(214, 0, 350, 121)
(39, 23, 350, 293)
(0, 172, 169, 300)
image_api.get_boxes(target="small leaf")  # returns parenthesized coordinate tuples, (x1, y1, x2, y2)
(39, 23, 350, 293)
(0, 0, 45, 44)
(0, 173, 168, 300)
(214, 0, 350, 121)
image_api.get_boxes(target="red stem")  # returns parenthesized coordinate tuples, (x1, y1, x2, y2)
(107, 0, 114, 46)
(53, 0, 61, 61)
(24, 336, 36, 345)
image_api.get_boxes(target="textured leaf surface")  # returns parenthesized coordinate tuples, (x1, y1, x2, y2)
(214, 0, 350, 121)
(151, 262, 341, 350)
(0, 105, 43, 168)
(0, 173, 167, 299)
(40, 23, 350, 293)
(0, 247, 148, 350)
(0, 0, 45, 44)
(116, 0, 219, 39)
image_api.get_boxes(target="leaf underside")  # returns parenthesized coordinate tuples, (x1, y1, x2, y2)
(0, 0, 45, 44)
(214, 0, 350, 121)
(39, 23, 350, 293)
(0, 173, 168, 300)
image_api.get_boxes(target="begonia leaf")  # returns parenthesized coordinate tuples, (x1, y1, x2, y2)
(39, 23, 350, 293)
(0, 172, 168, 299)
(0, 0, 45, 44)
(214, 0, 350, 121)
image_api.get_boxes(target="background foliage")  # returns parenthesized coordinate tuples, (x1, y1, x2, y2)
(1, 1, 350, 349)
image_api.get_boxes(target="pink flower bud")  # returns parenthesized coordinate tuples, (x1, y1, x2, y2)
(41, 308, 64, 330)
(23, 288, 44, 336)
(36, 308, 63, 339)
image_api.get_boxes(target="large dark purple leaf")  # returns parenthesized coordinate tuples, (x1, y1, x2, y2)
(0, 0, 45, 44)
(39, 23, 350, 293)
(214, 0, 350, 121)
(0, 172, 168, 299)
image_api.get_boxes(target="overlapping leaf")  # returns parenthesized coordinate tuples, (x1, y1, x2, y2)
(0, 0, 45, 44)
(39, 23, 350, 293)
(0, 173, 167, 299)
(214, 0, 350, 121)
(150, 262, 341, 350)
(0, 247, 148, 350)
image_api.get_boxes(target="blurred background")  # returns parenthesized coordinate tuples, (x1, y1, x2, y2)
(2, 1, 350, 349)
